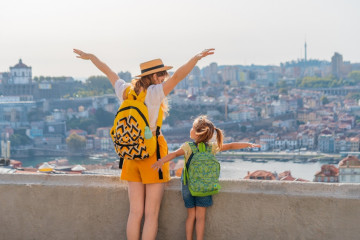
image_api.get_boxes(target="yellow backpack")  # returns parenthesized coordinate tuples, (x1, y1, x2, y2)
(110, 86, 163, 167)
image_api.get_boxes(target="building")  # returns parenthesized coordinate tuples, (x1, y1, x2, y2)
(2, 59, 35, 96)
(297, 130, 316, 150)
(331, 52, 343, 79)
(314, 165, 339, 182)
(318, 134, 335, 153)
(0, 100, 36, 128)
(244, 170, 276, 180)
(278, 171, 309, 182)
(274, 133, 298, 150)
(338, 155, 360, 183)
(297, 108, 317, 123)
(259, 135, 276, 149)
(9, 59, 32, 84)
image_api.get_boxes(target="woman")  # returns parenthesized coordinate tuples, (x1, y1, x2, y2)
(73, 48, 214, 240)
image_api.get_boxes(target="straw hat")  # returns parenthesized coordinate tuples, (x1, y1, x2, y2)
(136, 58, 172, 77)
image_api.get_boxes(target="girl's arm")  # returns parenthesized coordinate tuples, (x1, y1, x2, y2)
(162, 48, 215, 96)
(73, 49, 119, 87)
(152, 148, 185, 171)
(221, 142, 261, 151)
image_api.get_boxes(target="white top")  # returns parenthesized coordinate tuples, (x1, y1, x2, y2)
(114, 79, 165, 132)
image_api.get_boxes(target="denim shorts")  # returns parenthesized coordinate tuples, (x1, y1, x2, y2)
(181, 181, 213, 208)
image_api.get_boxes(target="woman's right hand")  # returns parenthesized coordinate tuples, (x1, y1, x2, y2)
(151, 159, 164, 171)
(162, 48, 215, 96)
(73, 49, 93, 60)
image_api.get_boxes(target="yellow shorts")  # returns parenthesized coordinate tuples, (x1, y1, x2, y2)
(120, 135, 171, 184)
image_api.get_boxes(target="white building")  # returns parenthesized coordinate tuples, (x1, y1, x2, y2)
(260, 135, 276, 149)
(9, 59, 32, 84)
(229, 107, 257, 121)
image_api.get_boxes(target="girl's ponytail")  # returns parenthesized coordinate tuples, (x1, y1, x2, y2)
(215, 127, 224, 150)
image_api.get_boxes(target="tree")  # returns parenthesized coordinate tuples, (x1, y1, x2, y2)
(94, 108, 114, 127)
(27, 108, 45, 122)
(240, 125, 247, 133)
(348, 71, 360, 82)
(346, 92, 360, 100)
(320, 96, 329, 105)
(85, 76, 113, 93)
(271, 95, 279, 101)
(66, 133, 86, 152)
(279, 88, 288, 95)
(9, 133, 32, 147)
(276, 80, 287, 89)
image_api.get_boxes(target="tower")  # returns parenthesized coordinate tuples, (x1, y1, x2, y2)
(304, 41, 307, 63)
(331, 52, 343, 79)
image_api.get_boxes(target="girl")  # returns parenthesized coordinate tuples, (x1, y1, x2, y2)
(152, 115, 260, 240)
(74, 49, 215, 240)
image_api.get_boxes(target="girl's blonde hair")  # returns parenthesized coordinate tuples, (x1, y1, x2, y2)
(193, 115, 224, 150)
(130, 71, 169, 115)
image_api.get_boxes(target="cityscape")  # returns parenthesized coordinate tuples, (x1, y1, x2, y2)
(1, 46, 360, 183)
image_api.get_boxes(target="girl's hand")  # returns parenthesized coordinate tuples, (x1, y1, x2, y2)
(152, 159, 164, 171)
(195, 48, 215, 61)
(250, 143, 261, 148)
(73, 49, 93, 60)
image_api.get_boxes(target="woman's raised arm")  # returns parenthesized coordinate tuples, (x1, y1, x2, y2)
(73, 49, 119, 87)
(162, 48, 215, 96)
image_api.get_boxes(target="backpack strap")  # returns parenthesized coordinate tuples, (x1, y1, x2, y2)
(183, 142, 200, 185)
(188, 142, 199, 154)
(125, 87, 147, 102)
(155, 107, 164, 179)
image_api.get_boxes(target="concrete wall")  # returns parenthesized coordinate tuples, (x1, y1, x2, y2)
(1, 174, 360, 240)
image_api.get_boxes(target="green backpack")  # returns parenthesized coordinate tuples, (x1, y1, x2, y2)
(183, 142, 221, 197)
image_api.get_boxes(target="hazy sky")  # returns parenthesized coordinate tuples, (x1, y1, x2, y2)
(1, 0, 359, 79)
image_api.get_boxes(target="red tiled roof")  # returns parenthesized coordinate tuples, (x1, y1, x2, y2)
(280, 175, 296, 181)
(339, 155, 360, 167)
(244, 170, 276, 180)
(314, 165, 339, 177)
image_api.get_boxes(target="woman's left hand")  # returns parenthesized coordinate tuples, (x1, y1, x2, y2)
(195, 48, 215, 60)
(250, 144, 261, 148)
(73, 49, 93, 60)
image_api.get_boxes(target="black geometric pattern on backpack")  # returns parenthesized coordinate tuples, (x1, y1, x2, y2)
(113, 115, 149, 160)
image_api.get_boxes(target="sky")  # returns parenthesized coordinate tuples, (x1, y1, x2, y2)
(0, 0, 359, 79)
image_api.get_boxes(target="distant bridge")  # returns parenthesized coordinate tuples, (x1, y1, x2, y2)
(217, 151, 341, 162)
(312, 87, 360, 96)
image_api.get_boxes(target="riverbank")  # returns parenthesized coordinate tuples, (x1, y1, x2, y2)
(11, 151, 344, 181)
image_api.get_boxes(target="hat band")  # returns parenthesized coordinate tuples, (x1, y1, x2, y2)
(141, 64, 165, 74)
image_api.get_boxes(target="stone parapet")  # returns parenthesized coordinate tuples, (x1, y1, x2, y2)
(0, 174, 359, 240)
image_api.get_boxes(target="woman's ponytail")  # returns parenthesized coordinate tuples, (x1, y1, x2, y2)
(215, 127, 224, 150)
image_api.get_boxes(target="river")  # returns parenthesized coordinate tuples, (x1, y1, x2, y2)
(16, 153, 338, 181)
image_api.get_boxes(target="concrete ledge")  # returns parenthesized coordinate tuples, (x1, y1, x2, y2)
(1, 174, 360, 240)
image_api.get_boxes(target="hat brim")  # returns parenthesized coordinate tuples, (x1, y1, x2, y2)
(136, 66, 173, 77)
